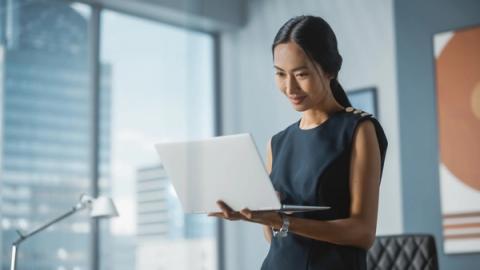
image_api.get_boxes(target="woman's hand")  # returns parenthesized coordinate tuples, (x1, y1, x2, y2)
(238, 208, 283, 229)
(207, 200, 247, 221)
(208, 200, 283, 229)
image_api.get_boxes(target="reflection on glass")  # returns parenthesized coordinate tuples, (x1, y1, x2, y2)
(100, 10, 216, 270)
(0, 1, 104, 270)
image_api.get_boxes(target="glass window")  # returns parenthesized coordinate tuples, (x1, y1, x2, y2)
(100, 10, 217, 270)
(0, 1, 93, 269)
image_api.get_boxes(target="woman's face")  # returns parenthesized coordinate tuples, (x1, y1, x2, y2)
(273, 41, 333, 112)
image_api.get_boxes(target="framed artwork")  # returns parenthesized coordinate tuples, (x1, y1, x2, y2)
(346, 87, 378, 117)
(434, 25, 480, 254)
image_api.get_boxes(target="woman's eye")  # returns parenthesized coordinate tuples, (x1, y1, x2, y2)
(296, 73, 308, 78)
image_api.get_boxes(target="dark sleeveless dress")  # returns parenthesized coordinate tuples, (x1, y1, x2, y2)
(261, 107, 388, 270)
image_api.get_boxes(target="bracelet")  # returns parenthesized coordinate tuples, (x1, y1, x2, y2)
(272, 213, 289, 238)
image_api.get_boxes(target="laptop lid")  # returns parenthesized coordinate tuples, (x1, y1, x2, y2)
(154, 133, 282, 214)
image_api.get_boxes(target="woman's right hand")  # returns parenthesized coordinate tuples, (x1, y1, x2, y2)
(207, 200, 247, 221)
(208, 191, 283, 222)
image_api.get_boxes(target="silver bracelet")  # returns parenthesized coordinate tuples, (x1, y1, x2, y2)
(272, 214, 289, 238)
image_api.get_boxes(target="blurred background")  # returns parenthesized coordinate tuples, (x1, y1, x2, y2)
(0, 0, 478, 269)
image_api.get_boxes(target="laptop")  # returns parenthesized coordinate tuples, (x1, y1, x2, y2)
(154, 133, 330, 214)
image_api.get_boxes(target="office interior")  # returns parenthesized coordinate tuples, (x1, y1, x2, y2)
(0, 0, 479, 269)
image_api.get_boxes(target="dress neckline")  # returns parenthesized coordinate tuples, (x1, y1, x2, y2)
(295, 109, 345, 132)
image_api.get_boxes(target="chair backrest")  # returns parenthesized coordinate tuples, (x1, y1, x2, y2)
(367, 234, 439, 270)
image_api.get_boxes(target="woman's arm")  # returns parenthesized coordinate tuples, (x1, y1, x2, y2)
(284, 120, 381, 249)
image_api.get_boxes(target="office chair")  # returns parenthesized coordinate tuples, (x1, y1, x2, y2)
(367, 234, 439, 270)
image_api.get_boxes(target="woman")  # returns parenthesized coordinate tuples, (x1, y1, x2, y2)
(209, 15, 387, 269)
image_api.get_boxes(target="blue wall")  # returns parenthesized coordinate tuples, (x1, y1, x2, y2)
(395, 0, 480, 268)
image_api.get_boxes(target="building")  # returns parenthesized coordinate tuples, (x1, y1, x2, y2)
(136, 164, 216, 270)
(136, 165, 181, 239)
(0, 1, 112, 269)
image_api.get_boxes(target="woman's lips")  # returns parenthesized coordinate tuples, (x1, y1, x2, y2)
(289, 96, 306, 105)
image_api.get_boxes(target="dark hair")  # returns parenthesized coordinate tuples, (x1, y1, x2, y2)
(272, 15, 352, 108)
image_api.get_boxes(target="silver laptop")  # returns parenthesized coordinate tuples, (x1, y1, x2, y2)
(154, 133, 330, 214)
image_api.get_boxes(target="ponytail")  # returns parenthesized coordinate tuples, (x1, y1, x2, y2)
(330, 78, 352, 108)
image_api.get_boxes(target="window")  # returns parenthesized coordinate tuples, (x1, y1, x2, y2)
(0, 2, 218, 270)
(99, 11, 217, 270)
(0, 1, 93, 269)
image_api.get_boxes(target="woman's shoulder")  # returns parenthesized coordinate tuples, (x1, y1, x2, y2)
(336, 107, 383, 131)
(340, 106, 375, 121)
(342, 106, 389, 172)
(341, 106, 388, 152)
(332, 107, 387, 148)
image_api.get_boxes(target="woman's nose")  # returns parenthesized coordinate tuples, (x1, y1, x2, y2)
(285, 76, 299, 94)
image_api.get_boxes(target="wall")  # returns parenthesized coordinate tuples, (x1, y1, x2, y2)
(395, 0, 480, 268)
(220, 0, 401, 269)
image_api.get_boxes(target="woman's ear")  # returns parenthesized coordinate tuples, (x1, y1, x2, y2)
(325, 72, 335, 81)
(312, 62, 334, 80)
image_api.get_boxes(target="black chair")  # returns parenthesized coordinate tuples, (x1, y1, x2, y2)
(367, 234, 439, 270)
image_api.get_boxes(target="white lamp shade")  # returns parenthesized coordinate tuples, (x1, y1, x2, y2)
(90, 196, 119, 218)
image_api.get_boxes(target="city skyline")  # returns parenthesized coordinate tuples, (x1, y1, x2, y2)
(0, 1, 112, 269)
(0, 2, 217, 270)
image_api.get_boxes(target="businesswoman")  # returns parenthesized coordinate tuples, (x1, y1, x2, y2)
(209, 15, 387, 270)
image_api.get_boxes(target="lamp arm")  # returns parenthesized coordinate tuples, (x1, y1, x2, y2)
(10, 196, 92, 270)
(13, 205, 84, 246)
